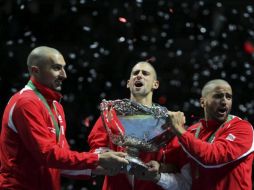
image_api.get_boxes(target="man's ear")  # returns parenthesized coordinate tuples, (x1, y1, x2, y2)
(200, 97, 205, 108)
(126, 80, 130, 89)
(152, 80, 159, 90)
(31, 66, 39, 75)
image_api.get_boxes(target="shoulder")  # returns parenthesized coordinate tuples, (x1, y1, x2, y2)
(227, 116, 253, 131)
(218, 116, 254, 143)
(91, 116, 104, 129)
(12, 89, 43, 112)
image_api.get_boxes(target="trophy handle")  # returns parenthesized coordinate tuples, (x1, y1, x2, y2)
(100, 103, 126, 145)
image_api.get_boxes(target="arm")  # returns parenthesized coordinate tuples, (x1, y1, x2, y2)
(13, 99, 98, 170)
(13, 99, 128, 171)
(176, 119, 254, 167)
(60, 151, 129, 179)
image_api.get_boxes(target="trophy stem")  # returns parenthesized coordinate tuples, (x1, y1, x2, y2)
(125, 147, 148, 169)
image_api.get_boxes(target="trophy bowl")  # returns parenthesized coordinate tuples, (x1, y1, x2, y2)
(100, 99, 175, 170)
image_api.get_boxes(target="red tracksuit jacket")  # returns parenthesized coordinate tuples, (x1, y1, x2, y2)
(0, 78, 99, 190)
(178, 116, 254, 190)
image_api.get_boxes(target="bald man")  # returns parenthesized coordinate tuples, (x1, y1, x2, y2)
(0, 46, 128, 190)
(146, 79, 254, 190)
(88, 61, 176, 190)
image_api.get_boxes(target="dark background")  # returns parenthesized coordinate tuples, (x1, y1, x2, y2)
(0, 0, 253, 189)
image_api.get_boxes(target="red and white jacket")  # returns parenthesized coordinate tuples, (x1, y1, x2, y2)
(178, 116, 254, 190)
(157, 116, 253, 190)
(0, 78, 99, 190)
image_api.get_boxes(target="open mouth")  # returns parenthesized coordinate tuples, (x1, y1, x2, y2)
(217, 108, 227, 115)
(134, 81, 143, 87)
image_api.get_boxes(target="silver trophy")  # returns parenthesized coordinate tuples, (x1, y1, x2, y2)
(100, 99, 175, 170)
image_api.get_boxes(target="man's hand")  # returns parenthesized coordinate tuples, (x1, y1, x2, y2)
(129, 161, 161, 182)
(92, 165, 121, 176)
(97, 151, 129, 176)
(168, 111, 186, 136)
(159, 163, 178, 173)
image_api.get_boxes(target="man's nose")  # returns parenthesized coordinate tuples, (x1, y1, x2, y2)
(221, 96, 227, 104)
(60, 69, 67, 79)
(136, 71, 143, 78)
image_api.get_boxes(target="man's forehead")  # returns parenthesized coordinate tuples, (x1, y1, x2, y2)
(209, 84, 232, 94)
(50, 52, 63, 60)
(132, 63, 154, 72)
(50, 53, 65, 65)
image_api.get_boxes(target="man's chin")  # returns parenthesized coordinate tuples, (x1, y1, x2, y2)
(55, 87, 62, 92)
(51, 86, 62, 92)
(216, 114, 228, 123)
(132, 92, 146, 97)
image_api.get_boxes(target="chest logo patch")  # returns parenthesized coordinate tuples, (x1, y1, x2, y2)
(226, 133, 236, 141)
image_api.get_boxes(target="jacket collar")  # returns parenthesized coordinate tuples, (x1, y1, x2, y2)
(30, 77, 62, 102)
(200, 119, 222, 130)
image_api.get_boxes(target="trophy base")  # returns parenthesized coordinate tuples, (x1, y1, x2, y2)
(125, 155, 148, 171)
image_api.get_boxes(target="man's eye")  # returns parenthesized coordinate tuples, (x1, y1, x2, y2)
(142, 71, 149, 76)
(53, 67, 59, 71)
(226, 94, 232, 99)
(213, 93, 232, 99)
(133, 71, 139, 75)
(52, 66, 61, 71)
(214, 94, 223, 98)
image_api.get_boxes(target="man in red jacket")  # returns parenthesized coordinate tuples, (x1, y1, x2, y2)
(143, 79, 254, 190)
(0, 46, 129, 190)
(88, 61, 176, 190)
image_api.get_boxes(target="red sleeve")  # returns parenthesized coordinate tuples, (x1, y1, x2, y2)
(178, 119, 254, 167)
(13, 98, 99, 170)
(88, 117, 109, 152)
